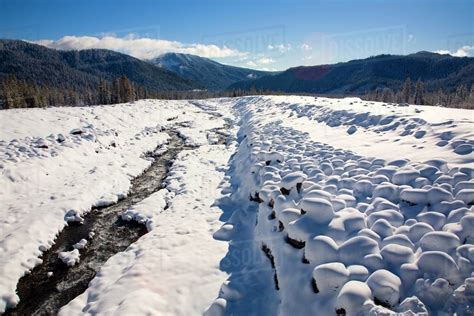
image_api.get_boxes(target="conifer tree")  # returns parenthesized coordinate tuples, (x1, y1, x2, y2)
(119, 75, 134, 103)
(401, 78, 411, 103)
(414, 79, 425, 105)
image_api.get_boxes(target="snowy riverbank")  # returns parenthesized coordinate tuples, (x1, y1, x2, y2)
(1, 96, 473, 314)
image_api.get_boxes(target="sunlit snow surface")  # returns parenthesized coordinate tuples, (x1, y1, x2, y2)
(1, 96, 473, 315)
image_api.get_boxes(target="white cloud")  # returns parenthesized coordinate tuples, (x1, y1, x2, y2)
(267, 43, 291, 53)
(435, 45, 474, 57)
(32, 34, 247, 60)
(256, 57, 275, 65)
(301, 43, 312, 51)
(243, 56, 276, 70)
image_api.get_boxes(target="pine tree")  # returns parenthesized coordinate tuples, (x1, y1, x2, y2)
(112, 78, 121, 103)
(0, 76, 14, 109)
(455, 84, 468, 104)
(381, 88, 394, 103)
(98, 78, 111, 104)
(436, 88, 445, 106)
(118, 75, 134, 103)
(401, 78, 411, 103)
(414, 79, 424, 105)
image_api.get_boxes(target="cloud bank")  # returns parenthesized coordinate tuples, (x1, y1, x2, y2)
(32, 34, 247, 60)
(435, 45, 473, 57)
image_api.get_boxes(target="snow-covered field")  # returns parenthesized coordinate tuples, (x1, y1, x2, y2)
(1, 96, 473, 315)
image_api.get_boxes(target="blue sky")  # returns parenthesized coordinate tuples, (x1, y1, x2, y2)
(1, 0, 472, 70)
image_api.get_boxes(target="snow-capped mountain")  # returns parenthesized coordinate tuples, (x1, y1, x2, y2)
(150, 53, 273, 90)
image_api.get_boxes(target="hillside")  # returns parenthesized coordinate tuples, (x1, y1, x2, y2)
(229, 52, 474, 94)
(151, 53, 272, 90)
(0, 39, 199, 93)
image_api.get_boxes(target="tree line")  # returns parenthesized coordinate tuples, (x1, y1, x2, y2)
(0, 74, 280, 109)
(1, 75, 472, 109)
(363, 78, 473, 109)
(0, 74, 147, 109)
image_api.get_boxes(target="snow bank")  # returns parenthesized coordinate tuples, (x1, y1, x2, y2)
(60, 119, 236, 315)
(210, 96, 474, 315)
(121, 189, 171, 231)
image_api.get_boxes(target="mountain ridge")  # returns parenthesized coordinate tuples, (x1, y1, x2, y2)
(150, 52, 273, 90)
(229, 52, 474, 94)
(0, 39, 199, 92)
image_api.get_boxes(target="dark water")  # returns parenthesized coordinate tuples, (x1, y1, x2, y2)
(5, 131, 190, 316)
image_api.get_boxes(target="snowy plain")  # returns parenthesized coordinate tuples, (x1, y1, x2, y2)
(1, 96, 473, 315)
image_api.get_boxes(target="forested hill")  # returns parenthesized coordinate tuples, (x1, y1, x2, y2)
(229, 52, 474, 95)
(151, 53, 272, 90)
(0, 39, 199, 108)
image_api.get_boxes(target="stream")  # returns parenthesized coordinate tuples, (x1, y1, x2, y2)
(5, 130, 191, 315)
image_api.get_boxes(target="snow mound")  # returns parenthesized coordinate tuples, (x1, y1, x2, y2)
(58, 249, 80, 267)
(210, 96, 473, 316)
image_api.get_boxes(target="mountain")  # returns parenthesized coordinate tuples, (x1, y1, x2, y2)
(150, 53, 272, 90)
(0, 39, 198, 92)
(229, 52, 474, 94)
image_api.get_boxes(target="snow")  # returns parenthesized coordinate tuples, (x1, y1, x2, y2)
(121, 189, 170, 231)
(58, 249, 80, 267)
(366, 269, 402, 307)
(0, 99, 233, 313)
(72, 239, 88, 250)
(207, 96, 473, 315)
(57, 98, 237, 315)
(61, 143, 235, 315)
(1, 95, 473, 315)
(298, 197, 335, 224)
(313, 262, 350, 294)
(335, 280, 373, 315)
